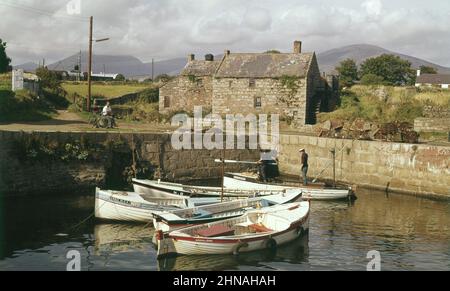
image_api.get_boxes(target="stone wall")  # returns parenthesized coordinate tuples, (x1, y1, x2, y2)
(212, 77, 309, 124)
(0, 131, 259, 197)
(414, 118, 450, 133)
(159, 76, 213, 114)
(279, 134, 450, 199)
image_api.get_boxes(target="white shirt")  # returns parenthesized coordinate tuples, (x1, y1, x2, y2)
(102, 105, 112, 116)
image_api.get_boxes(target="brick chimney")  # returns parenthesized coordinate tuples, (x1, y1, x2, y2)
(294, 41, 302, 54)
(188, 54, 195, 62)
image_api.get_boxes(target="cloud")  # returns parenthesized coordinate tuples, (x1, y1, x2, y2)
(243, 7, 272, 31)
(362, 0, 383, 17)
(1, 0, 449, 67)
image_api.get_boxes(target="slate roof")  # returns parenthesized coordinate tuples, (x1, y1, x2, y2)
(181, 60, 221, 77)
(416, 74, 450, 85)
(215, 53, 315, 78)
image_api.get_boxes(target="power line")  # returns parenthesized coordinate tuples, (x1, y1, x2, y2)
(0, 0, 89, 22)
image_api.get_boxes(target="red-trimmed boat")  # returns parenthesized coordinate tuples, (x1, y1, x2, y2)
(156, 201, 310, 258)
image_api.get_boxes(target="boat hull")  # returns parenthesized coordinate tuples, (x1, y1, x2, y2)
(157, 202, 310, 258)
(95, 188, 186, 223)
(224, 173, 355, 201)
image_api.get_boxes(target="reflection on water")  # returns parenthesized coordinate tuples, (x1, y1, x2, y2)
(158, 234, 309, 271)
(0, 188, 449, 271)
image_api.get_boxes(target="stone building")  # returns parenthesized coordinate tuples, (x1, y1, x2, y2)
(159, 54, 219, 114)
(160, 41, 339, 125)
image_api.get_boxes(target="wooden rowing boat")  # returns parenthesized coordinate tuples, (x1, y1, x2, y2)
(152, 190, 303, 232)
(156, 201, 310, 258)
(94, 188, 224, 223)
(132, 178, 303, 199)
(224, 173, 356, 201)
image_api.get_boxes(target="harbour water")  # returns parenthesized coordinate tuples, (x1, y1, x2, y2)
(0, 188, 449, 271)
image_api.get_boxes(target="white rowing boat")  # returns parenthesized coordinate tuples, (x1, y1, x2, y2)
(156, 201, 310, 258)
(152, 190, 303, 232)
(132, 178, 301, 199)
(94, 188, 225, 223)
(224, 173, 356, 201)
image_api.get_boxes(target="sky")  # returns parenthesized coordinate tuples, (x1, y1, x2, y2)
(1, 0, 450, 66)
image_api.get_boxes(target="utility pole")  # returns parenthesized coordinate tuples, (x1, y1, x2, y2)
(152, 58, 154, 81)
(87, 16, 93, 112)
(77, 50, 81, 82)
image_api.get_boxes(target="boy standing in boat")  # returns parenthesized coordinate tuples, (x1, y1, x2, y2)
(299, 148, 309, 186)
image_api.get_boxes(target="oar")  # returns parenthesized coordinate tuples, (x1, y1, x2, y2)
(214, 159, 279, 166)
(214, 159, 260, 165)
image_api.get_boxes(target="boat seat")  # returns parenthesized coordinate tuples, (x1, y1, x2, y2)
(249, 224, 273, 233)
(195, 225, 235, 238)
(192, 209, 212, 219)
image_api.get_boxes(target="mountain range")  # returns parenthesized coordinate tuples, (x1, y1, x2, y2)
(14, 44, 450, 77)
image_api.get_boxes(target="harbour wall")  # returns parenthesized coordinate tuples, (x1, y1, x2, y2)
(0, 130, 449, 200)
(0, 131, 259, 197)
(279, 134, 450, 200)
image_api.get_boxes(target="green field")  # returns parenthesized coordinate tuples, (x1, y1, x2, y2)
(62, 82, 151, 99)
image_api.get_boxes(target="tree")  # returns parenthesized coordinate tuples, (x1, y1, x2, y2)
(35, 67, 61, 91)
(0, 39, 12, 73)
(265, 50, 281, 54)
(335, 59, 358, 87)
(360, 54, 415, 85)
(360, 73, 385, 85)
(115, 74, 126, 81)
(419, 65, 437, 74)
(155, 74, 174, 83)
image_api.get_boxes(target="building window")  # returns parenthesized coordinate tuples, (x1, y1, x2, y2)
(229, 81, 233, 88)
(197, 78, 203, 86)
(164, 96, 170, 108)
(254, 97, 262, 108)
(249, 78, 256, 88)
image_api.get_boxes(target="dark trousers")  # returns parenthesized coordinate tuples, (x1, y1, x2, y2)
(302, 166, 308, 185)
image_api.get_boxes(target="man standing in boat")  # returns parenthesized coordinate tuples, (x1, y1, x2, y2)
(258, 149, 279, 182)
(299, 148, 309, 186)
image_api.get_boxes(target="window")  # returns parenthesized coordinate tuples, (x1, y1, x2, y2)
(197, 78, 203, 86)
(164, 96, 170, 108)
(229, 81, 233, 88)
(249, 78, 256, 88)
(254, 97, 262, 108)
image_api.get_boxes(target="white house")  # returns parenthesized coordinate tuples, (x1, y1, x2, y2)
(415, 70, 450, 89)
(12, 69, 40, 94)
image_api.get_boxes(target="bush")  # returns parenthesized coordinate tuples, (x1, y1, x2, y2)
(137, 88, 159, 103)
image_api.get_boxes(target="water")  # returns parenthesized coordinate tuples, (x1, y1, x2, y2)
(0, 189, 449, 271)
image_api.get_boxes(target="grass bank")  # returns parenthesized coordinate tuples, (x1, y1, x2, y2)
(318, 85, 450, 124)
(0, 73, 57, 122)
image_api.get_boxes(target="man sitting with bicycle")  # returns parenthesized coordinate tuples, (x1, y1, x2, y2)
(101, 102, 117, 128)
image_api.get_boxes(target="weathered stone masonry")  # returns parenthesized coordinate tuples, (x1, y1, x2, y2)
(279, 134, 450, 200)
(0, 131, 259, 197)
(160, 41, 339, 126)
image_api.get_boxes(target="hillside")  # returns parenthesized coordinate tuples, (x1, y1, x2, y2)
(317, 44, 450, 74)
(14, 44, 450, 77)
(45, 53, 187, 78)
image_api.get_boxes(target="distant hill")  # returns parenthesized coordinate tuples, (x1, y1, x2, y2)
(17, 44, 450, 78)
(13, 62, 39, 72)
(44, 52, 189, 78)
(317, 44, 450, 74)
